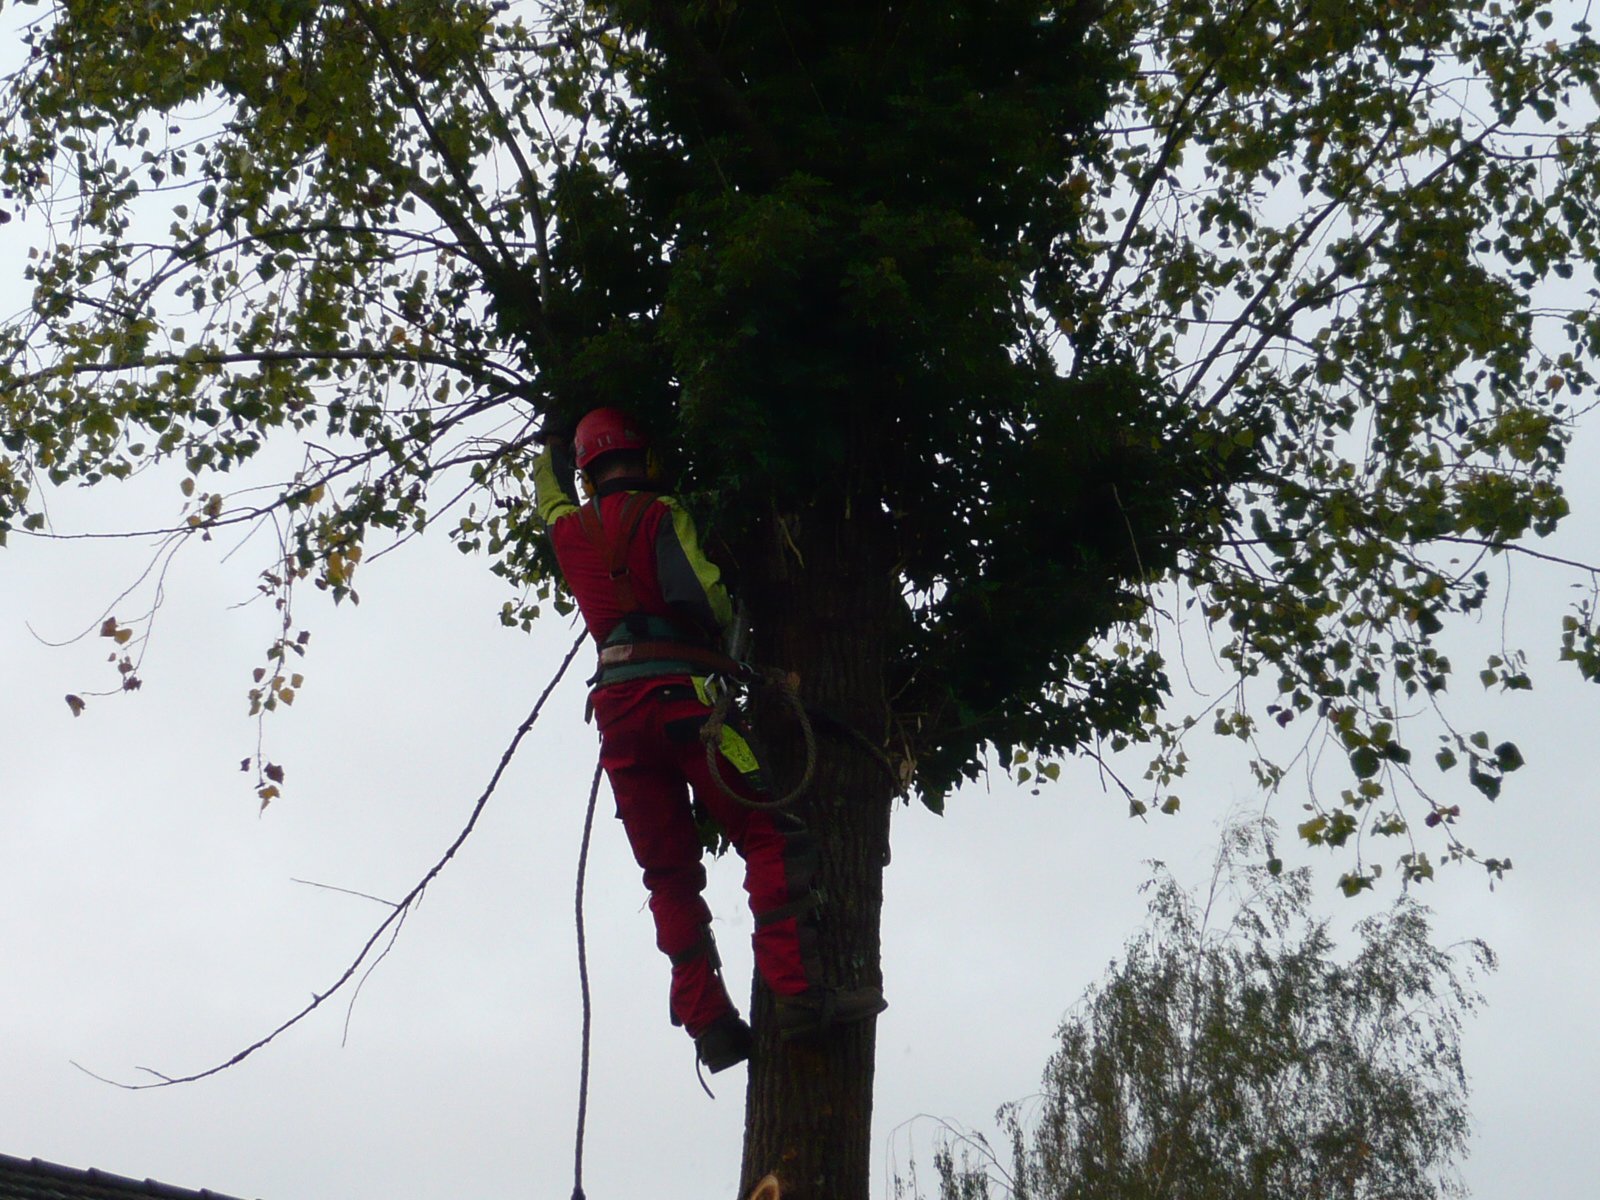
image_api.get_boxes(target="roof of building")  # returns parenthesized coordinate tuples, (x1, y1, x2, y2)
(0, 1154, 259, 1200)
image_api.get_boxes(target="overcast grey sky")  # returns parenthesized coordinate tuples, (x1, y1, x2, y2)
(3, 399, 1598, 1200)
(4, 12, 1600, 1200)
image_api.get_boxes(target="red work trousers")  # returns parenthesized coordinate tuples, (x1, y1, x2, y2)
(593, 680, 819, 1038)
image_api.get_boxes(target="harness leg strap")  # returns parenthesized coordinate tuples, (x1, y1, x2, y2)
(669, 925, 723, 970)
(753, 892, 821, 928)
(667, 925, 725, 1029)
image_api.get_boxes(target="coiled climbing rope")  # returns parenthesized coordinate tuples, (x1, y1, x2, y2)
(699, 666, 817, 811)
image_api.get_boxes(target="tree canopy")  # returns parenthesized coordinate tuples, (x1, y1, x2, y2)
(5, 0, 1598, 885)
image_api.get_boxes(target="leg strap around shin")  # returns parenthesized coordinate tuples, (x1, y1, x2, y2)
(753, 892, 820, 928)
(669, 925, 723, 969)
(667, 925, 724, 1029)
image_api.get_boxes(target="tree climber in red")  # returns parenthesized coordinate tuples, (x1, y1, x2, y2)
(533, 407, 886, 1074)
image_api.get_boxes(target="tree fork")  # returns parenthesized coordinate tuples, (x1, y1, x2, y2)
(736, 500, 898, 1200)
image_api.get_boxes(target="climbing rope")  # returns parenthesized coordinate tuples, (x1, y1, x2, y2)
(571, 756, 603, 1200)
(699, 666, 817, 811)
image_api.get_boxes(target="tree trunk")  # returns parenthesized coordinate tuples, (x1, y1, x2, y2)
(736, 500, 899, 1200)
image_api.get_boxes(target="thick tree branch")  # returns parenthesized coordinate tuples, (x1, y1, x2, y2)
(461, 58, 555, 313)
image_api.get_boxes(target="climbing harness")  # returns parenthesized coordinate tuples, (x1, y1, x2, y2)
(575, 488, 747, 690)
(573, 485, 816, 811)
(576, 488, 655, 614)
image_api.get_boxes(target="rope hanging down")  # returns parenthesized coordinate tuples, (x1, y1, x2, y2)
(571, 757, 604, 1200)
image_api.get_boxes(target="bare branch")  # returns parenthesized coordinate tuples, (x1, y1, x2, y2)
(461, 59, 554, 312)
(1432, 535, 1600, 575)
(1208, 534, 1600, 575)
(72, 628, 589, 1091)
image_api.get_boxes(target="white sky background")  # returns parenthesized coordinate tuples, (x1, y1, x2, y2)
(4, 23, 1600, 1200)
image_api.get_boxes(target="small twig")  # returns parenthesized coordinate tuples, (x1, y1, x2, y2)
(343, 906, 411, 1047)
(290, 878, 400, 908)
(1432, 535, 1599, 574)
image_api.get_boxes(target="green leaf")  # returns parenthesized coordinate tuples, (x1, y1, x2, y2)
(1493, 742, 1524, 772)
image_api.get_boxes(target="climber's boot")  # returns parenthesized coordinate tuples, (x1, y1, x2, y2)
(695, 1012, 754, 1073)
(774, 986, 887, 1042)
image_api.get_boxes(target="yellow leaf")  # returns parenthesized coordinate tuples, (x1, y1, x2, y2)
(113, 628, 132, 644)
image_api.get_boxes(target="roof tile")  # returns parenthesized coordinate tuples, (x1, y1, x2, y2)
(0, 1153, 260, 1200)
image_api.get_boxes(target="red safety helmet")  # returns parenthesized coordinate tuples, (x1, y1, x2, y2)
(572, 407, 649, 471)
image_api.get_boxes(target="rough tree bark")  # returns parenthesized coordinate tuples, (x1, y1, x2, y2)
(735, 497, 901, 1200)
